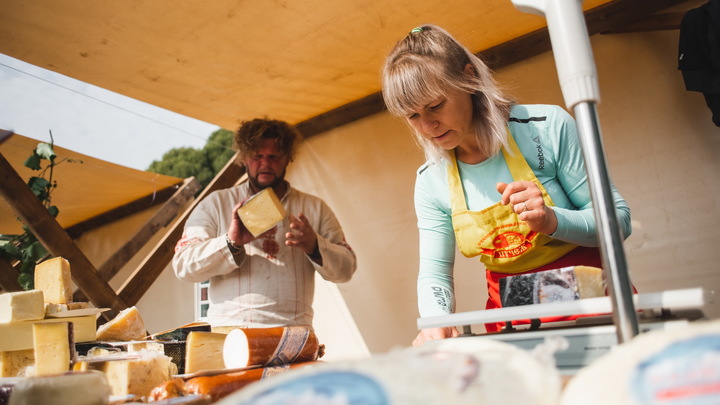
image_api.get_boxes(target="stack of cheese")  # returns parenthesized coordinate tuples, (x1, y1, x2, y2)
(0, 257, 98, 378)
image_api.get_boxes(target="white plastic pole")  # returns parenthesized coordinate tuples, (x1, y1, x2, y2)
(510, 0, 639, 342)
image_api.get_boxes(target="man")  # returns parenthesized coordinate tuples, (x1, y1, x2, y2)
(173, 118, 357, 330)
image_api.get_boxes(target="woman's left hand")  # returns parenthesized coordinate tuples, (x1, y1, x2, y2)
(497, 181, 558, 235)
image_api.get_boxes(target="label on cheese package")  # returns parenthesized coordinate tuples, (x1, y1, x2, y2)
(237, 188, 287, 237)
(499, 265, 605, 308)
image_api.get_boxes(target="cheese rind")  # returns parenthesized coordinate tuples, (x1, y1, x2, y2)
(96, 306, 147, 341)
(0, 349, 34, 377)
(0, 290, 45, 323)
(32, 321, 75, 376)
(0, 315, 97, 352)
(185, 332, 227, 374)
(34, 257, 73, 304)
(237, 188, 287, 237)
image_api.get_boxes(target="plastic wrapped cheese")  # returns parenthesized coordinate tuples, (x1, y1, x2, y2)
(562, 319, 720, 405)
(500, 265, 605, 307)
(215, 336, 562, 405)
(7, 370, 111, 405)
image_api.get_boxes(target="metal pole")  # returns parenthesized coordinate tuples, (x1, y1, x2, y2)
(574, 102, 639, 340)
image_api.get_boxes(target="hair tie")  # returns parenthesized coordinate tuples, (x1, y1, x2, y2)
(411, 27, 423, 33)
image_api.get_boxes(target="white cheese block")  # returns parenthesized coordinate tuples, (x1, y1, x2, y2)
(499, 265, 605, 307)
(32, 321, 75, 377)
(96, 306, 147, 341)
(185, 332, 227, 374)
(216, 336, 561, 405)
(34, 257, 73, 304)
(0, 290, 45, 323)
(0, 349, 34, 377)
(237, 188, 287, 237)
(7, 370, 111, 405)
(561, 319, 720, 405)
(0, 315, 96, 352)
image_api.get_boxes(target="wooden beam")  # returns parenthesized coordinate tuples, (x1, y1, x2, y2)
(118, 153, 245, 306)
(72, 176, 202, 302)
(0, 151, 125, 320)
(65, 182, 182, 239)
(602, 12, 686, 34)
(294, 0, 693, 137)
(0, 259, 22, 292)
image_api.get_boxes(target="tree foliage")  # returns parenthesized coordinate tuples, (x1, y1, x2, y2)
(147, 128, 235, 189)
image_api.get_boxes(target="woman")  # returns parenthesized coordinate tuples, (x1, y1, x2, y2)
(381, 24, 632, 345)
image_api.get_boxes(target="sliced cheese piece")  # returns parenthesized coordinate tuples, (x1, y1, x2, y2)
(0, 349, 34, 377)
(32, 321, 75, 376)
(45, 302, 90, 316)
(6, 370, 111, 405)
(96, 306, 147, 342)
(0, 315, 97, 352)
(185, 332, 227, 374)
(237, 188, 287, 237)
(34, 257, 73, 304)
(127, 341, 164, 353)
(0, 290, 45, 323)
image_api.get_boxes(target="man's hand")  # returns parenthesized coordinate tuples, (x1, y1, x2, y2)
(226, 201, 255, 247)
(285, 213, 318, 255)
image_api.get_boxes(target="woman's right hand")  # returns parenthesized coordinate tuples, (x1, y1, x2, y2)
(412, 327, 460, 346)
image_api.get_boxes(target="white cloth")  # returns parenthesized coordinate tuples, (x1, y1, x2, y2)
(173, 180, 357, 328)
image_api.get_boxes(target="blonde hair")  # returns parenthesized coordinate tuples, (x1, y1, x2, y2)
(382, 24, 512, 163)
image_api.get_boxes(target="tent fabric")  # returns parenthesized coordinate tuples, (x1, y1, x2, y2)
(0, 132, 183, 235)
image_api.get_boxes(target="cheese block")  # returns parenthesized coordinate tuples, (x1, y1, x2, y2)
(499, 265, 605, 307)
(215, 337, 561, 405)
(34, 257, 73, 304)
(0, 315, 97, 352)
(562, 319, 720, 405)
(33, 321, 75, 376)
(96, 306, 147, 341)
(185, 332, 227, 374)
(75, 350, 178, 398)
(237, 188, 287, 237)
(0, 349, 34, 377)
(0, 290, 45, 323)
(223, 326, 322, 369)
(127, 341, 164, 353)
(6, 370, 111, 405)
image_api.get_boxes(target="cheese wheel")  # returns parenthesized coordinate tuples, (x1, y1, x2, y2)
(216, 337, 561, 405)
(223, 326, 321, 369)
(562, 319, 720, 405)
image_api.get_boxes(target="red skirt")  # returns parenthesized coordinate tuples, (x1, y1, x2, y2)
(484, 246, 636, 332)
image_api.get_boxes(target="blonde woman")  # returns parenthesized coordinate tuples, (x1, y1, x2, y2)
(382, 24, 632, 345)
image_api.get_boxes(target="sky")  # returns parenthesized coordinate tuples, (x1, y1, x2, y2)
(0, 53, 220, 171)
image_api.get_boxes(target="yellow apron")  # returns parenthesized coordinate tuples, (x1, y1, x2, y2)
(449, 130, 577, 274)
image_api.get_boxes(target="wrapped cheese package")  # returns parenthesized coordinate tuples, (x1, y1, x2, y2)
(223, 326, 322, 369)
(499, 265, 605, 307)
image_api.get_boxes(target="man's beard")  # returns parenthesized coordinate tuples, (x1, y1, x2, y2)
(247, 170, 285, 191)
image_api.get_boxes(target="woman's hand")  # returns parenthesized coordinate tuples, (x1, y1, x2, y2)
(497, 181, 558, 235)
(412, 327, 460, 346)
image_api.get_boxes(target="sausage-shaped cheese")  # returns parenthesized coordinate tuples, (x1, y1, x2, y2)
(223, 326, 322, 369)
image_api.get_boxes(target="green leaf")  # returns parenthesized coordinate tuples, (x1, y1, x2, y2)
(24, 241, 47, 263)
(48, 205, 59, 218)
(17, 271, 34, 290)
(28, 177, 51, 199)
(35, 143, 56, 162)
(24, 153, 42, 170)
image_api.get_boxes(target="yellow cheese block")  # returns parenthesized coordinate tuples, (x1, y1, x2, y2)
(45, 302, 90, 316)
(184, 331, 227, 374)
(0, 349, 34, 377)
(574, 265, 606, 299)
(0, 290, 45, 323)
(75, 351, 178, 398)
(33, 321, 74, 376)
(237, 188, 287, 237)
(96, 306, 147, 341)
(34, 257, 73, 304)
(0, 315, 97, 352)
